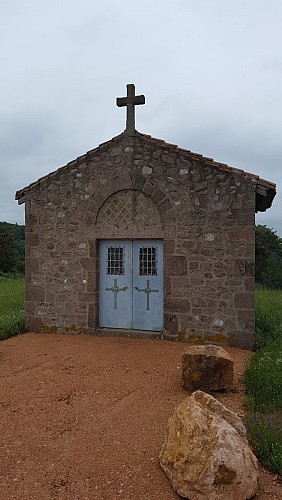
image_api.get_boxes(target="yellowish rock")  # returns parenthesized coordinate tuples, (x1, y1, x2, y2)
(159, 391, 258, 500)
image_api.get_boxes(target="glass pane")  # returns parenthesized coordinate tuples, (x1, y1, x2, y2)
(139, 247, 157, 276)
(107, 247, 124, 275)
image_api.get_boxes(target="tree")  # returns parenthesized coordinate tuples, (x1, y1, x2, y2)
(255, 225, 282, 289)
(0, 225, 18, 273)
(0, 222, 25, 274)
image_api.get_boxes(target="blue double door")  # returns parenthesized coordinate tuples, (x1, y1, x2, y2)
(99, 240, 163, 331)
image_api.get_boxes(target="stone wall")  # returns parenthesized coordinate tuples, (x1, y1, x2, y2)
(23, 133, 256, 348)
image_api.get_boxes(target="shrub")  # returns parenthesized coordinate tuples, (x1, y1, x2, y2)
(0, 310, 25, 340)
(244, 340, 282, 413)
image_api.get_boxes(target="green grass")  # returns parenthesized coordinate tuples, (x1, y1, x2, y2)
(255, 286, 282, 349)
(0, 276, 25, 340)
(244, 286, 282, 478)
(244, 340, 282, 413)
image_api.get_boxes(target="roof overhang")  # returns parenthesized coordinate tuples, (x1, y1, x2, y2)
(255, 179, 276, 212)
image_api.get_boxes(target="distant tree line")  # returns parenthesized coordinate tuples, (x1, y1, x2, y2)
(0, 222, 25, 274)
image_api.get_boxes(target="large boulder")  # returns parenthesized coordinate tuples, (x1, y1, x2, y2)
(182, 344, 234, 391)
(159, 391, 258, 500)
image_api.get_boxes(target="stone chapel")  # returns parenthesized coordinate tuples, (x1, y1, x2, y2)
(16, 84, 276, 348)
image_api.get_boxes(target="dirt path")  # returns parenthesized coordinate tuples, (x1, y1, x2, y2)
(0, 333, 281, 499)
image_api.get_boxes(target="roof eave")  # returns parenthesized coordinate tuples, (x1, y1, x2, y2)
(255, 180, 276, 212)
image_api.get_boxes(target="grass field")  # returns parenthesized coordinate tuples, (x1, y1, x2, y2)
(244, 287, 282, 477)
(255, 286, 282, 349)
(0, 275, 25, 340)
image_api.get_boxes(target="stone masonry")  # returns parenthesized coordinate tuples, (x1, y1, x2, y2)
(16, 131, 276, 349)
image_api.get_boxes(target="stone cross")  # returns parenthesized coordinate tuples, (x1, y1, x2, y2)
(135, 279, 158, 311)
(106, 279, 128, 309)
(116, 84, 145, 135)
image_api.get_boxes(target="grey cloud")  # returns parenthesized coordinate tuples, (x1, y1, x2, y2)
(1, 0, 281, 236)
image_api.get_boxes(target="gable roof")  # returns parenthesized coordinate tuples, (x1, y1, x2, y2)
(15, 131, 276, 213)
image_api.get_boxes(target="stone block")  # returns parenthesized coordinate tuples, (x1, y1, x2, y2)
(234, 293, 254, 309)
(110, 145, 122, 156)
(158, 198, 172, 213)
(244, 276, 255, 291)
(189, 261, 198, 272)
(26, 285, 45, 303)
(164, 314, 178, 335)
(162, 209, 176, 223)
(152, 188, 166, 204)
(235, 260, 254, 276)
(225, 226, 254, 243)
(164, 240, 175, 255)
(143, 180, 155, 196)
(190, 270, 205, 286)
(78, 292, 96, 303)
(165, 256, 187, 276)
(26, 316, 42, 332)
(87, 272, 97, 293)
(182, 240, 196, 250)
(25, 301, 36, 316)
(25, 233, 39, 246)
(164, 298, 190, 313)
(231, 330, 255, 349)
(133, 174, 146, 191)
(182, 344, 234, 391)
(237, 309, 255, 331)
(80, 258, 94, 271)
(25, 257, 39, 273)
(171, 277, 192, 297)
(163, 276, 171, 296)
(88, 304, 96, 327)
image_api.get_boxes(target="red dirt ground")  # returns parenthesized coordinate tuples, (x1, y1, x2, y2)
(0, 333, 281, 500)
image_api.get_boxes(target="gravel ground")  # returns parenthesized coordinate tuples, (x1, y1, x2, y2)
(0, 333, 281, 500)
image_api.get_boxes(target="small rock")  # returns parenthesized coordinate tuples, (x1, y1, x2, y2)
(182, 344, 234, 391)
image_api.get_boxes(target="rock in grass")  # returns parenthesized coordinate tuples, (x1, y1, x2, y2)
(182, 344, 234, 391)
(159, 391, 258, 500)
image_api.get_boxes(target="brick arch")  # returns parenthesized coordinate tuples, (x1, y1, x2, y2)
(96, 189, 162, 225)
(131, 172, 176, 224)
(94, 170, 176, 226)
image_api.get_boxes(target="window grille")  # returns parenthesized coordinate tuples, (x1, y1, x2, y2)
(139, 247, 157, 276)
(107, 247, 124, 275)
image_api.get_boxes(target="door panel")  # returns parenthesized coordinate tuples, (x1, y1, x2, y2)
(133, 240, 163, 331)
(99, 240, 132, 328)
(99, 240, 163, 331)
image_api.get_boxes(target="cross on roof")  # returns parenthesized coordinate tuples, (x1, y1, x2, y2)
(116, 84, 145, 135)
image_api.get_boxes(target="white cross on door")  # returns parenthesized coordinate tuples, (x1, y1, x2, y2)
(99, 240, 163, 331)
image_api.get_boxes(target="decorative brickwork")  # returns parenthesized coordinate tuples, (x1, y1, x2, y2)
(97, 190, 161, 225)
(16, 131, 276, 348)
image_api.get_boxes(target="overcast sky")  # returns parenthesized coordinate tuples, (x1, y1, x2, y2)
(1, 0, 281, 235)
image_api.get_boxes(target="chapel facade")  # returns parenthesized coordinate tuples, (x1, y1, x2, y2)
(16, 84, 276, 348)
